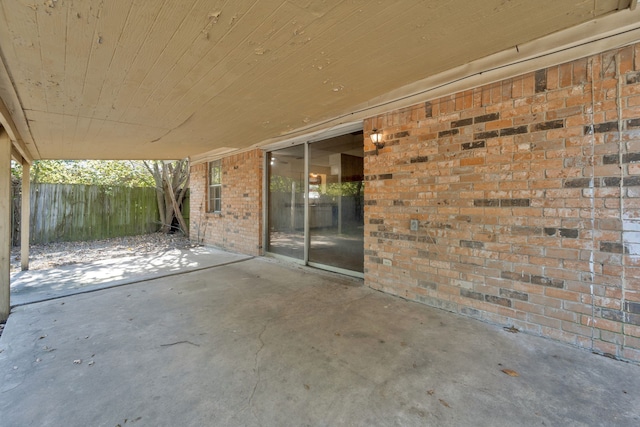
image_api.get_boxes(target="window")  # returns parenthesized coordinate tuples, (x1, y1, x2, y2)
(208, 160, 222, 213)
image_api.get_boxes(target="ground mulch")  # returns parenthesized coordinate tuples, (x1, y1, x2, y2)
(9, 232, 197, 274)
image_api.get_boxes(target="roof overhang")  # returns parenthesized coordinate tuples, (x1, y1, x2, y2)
(0, 0, 638, 161)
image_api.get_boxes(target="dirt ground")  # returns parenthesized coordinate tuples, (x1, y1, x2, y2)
(9, 233, 197, 274)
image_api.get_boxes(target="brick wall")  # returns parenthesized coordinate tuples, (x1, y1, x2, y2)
(189, 149, 263, 256)
(363, 43, 640, 362)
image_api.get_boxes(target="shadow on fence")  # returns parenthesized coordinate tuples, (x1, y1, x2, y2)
(11, 183, 164, 246)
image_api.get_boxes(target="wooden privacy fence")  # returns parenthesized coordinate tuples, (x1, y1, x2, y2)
(12, 183, 160, 245)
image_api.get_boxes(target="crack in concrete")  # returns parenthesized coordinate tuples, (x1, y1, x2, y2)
(247, 320, 269, 426)
(159, 340, 200, 348)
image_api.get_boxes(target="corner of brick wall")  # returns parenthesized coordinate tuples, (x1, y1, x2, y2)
(363, 43, 640, 363)
(189, 149, 263, 256)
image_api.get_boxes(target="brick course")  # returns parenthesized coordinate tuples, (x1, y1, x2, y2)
(363, 44, 640, 363)
(189, 149, 262, 256)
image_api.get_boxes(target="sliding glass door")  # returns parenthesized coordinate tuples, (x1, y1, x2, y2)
(267, 132, 364, 276)
(267, 145, 305, 260)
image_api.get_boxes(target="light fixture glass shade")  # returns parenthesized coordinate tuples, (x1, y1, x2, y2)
(370, 130, 382, 144)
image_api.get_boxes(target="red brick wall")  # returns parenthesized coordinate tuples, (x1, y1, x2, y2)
(363, 44, 640, 362)
(189, 149, 263, 256)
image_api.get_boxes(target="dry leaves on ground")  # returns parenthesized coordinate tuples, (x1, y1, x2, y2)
(10, 233, 197, 273)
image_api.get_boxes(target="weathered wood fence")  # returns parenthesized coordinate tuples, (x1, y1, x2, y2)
(11, 183, 161, 245)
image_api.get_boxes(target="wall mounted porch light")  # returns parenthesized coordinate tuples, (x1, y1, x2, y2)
(370, 129, 384, 155)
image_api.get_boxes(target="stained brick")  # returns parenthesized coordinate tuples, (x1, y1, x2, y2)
(627, 118, 640, 129)
(585, 122, 619, 134)
(600, 242, 626, 254)
(418, 281, 437, 290)
(511, 226, 542, 236)
(460, 240, 484, 249)
(394, 131, 410, 138)
(460, 289, 484, 301)
(410, 156, 429, 163)
(474, 112, 500, 123)
(499, 126, 529, 136)
(563, 178, 592, 188)
(535, 69, 547, 93)
(500, 288, 529, 301)
(531, 275, 564, 288)
(559, 228, 579, 238)
(425, 101, 433, 117)
(624, 153, 640, 163)
(462, 141, 486, 150)
(485, 295, 512, 307)
(603, 177, 621, 187)
(501, 271, 531, 282)
(474, 130, 499, 140)
(628, 313, 640, 326)
(531, 120, 564, 132)
(438, 129, 459, 138)
(451, 118, 473, 128)
(602, 153, 640, 165)
(625, 301, 640, 314)
(602, 154, 619, 165)
(601, 308, 624, 322)
(500, 199, 530, 207)
(626, 71, 640, 84)
(474, 199, 499, 207)
(624, 176, 640, 187)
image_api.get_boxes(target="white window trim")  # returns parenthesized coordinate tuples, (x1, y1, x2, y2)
(208, 160, 222, 213)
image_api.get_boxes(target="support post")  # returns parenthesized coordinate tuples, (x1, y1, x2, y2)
(21, 161, 30, 271)
(0, 129, 11, 321)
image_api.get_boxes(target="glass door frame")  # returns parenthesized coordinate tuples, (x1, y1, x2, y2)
(262, 122, 364, 278)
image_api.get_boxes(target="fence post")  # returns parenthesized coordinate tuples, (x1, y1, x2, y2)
(21, 162, 30, 270)
(0, 129, 11, 321)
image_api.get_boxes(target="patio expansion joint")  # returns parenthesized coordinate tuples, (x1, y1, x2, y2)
(9, 255, 255, 309)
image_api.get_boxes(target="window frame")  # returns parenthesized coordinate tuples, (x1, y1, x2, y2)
(208, 160, 222, 213)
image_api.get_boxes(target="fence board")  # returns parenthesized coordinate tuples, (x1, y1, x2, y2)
(15, 183, 161, 244)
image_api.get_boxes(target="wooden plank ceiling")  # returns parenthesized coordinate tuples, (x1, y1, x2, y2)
(0, 0, 631, 160)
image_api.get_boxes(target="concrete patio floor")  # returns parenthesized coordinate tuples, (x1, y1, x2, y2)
(1, 256, 639, 426)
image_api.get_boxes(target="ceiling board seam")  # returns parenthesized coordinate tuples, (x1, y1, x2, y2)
(151, 0, 286, 117)
(167, 4, 318, 121)
(170, 0, 425, 122)
(223, 1, 422, 108)
(180, 3, 359, 110)
(99, 0, 178, 128)
(107, 0, 193, 123)
(26, 108, 173, 129)
(118, 0, 210, 119)
(91, 1, 137, 117)
(63, 3, 71, 154)
(34, 7, 53, 148)
(91, 0, 160, 146)
(75, 1, 105, 145)
(89, 0, 136, 127)
(129, 0, 227, 119)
